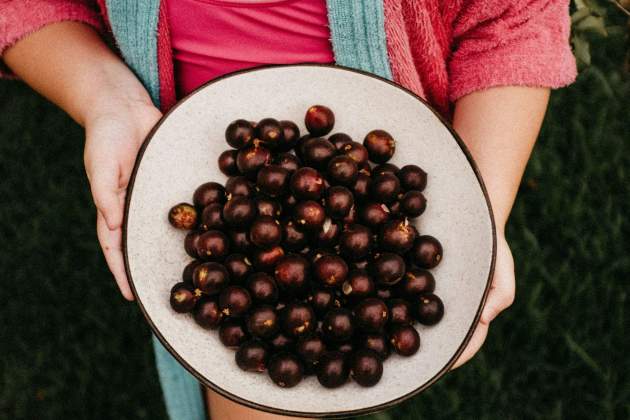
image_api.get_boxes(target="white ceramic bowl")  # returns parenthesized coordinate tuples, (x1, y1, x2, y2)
(123, 64, 496, 418)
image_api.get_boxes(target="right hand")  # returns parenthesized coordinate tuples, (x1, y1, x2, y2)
(83, 94, 162, 300)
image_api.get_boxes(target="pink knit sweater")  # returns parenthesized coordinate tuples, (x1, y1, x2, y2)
(0, 0, 576, 117)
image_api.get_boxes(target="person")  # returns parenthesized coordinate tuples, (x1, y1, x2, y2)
(0, 0, 576, 419)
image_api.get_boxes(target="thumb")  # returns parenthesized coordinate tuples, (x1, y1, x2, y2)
(89, 163, 124, 230)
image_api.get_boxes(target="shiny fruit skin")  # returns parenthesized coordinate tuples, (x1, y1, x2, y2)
(410, 235, 443, 268)
(228, 229, 253, 254)
(223, 253, 252, 284)
(255, 197, 282, 218)
(389, 324, 420, 356)
(414, 293, 445, 325)
(247, 305, 280, 339)
(322, 308, 355, 343)
(316, 351, 349, 388)
(277, 120, 301, 152)
(236, 143, 272, 178)
(399, 268, 435, 297)
(379, 219, 416, 253)
(350, 349, 383, 387)
(168, 203, 198, 229)
(353, 173, 372, 203)
(235, 340, 269, 372)
(370, 173, 401, 204)
(327, 155, 359, 187)
(219, 319, 249, 348)
(199, 203, 224, 231)
(274, 152, 301, 174)
(269, 333, 295, 352)
(341, 141, 369, 166)
(354, 298, 389, 333)
(372, 252, 406, 286)
(193, 182, 226, 208)
(387, 298, 414, 326)
(246, 272, 279, 304)
(219, 285, 252, 317)
(195, 230, 230, 261)
(359, 202, 391, 228)
(274, 254, 310, 295)
(225, 119, 254, 149)
(256, 118, 283, 149)
(218, 149, 239, 176)
(360, 333, 390, 360)
(169, 282, 198, 313)
(281, 302, 316, 337)
(341, 269, 375, 301)
(329, 132, 353, 151)
(307, 288, 339, 317)
(193, 298, 222, 329)
(290, 167, 325, 200)
(294, 200, 326, 231)
(184, 230, 202, 258)
(372, 163, 399, 177)
(249, 216, 282, 249)
(267, 352, 304, 388)
(339, 224, 373, 261)
(225, 176, 255, 198)
(400, 190, 427, 217)
(222, 196, 257, 228)
(325, 186, 354, 219)
(182, 260, 201, 285)
(302, 138, 336, 170)
(256, 164, 289, 197)
(282, 219, 308, 252)
(364, 129, 396, 164)
(313, 254, 349, 288)
(398, 164, 427, 191)
(252, 245, 285, 273)
(305, 105, 335, 136)
(296, 334, 327, 369)
(193, 262, 229, 295)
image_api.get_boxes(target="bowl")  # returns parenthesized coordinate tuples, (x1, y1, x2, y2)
(123, 64, 496, 418)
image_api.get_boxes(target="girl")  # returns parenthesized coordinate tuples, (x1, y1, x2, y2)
(1, 1, 576, 418)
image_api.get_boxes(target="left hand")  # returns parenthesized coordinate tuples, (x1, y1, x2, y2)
(451, 234, 515, 369)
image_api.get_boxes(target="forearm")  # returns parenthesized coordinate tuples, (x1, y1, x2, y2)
(452, 86, 550, 235)
(3, 21, 151, 126)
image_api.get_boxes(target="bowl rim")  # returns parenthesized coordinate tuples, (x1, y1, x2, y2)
(122, 63, 497, 418)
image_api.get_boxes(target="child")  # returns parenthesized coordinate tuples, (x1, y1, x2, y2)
(1, 0, 576, 418)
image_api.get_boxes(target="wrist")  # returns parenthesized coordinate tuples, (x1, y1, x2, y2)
(81, 66, 156, 127)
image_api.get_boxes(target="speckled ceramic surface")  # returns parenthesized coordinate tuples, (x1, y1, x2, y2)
(124, 65, 495, 417)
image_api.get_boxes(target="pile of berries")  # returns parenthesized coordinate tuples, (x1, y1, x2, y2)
(167, 105, 444, 389)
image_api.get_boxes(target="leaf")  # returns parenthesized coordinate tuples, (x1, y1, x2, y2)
(572, 33, 591, 67)
(563, 333, 605, 378)
(576, 15, 608, 36)
(574, 0, 588, 10)
(571, 7, 591, 24)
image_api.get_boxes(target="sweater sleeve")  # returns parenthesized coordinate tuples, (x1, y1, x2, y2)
(0, 0, 104, 78)
(448, 0, 577, 102)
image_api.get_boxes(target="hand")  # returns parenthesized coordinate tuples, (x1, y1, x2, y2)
(451, 234, 515, 368)
(84, 95, 162, 300)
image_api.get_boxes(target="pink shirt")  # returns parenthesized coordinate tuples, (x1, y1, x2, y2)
(166, 0, 334, 97)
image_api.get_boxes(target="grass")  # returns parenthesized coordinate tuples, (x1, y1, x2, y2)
(1, 28, 629, 420)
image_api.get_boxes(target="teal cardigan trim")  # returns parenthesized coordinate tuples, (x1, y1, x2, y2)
(105, 0, 162, 108)
(326, 0, 393, 80)
(106, 1, 393, 419)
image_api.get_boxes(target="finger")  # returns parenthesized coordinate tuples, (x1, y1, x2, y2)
(451, 319, 489, 370)
(89, 162, 124, 230)
(481, 272, 515, 325)
(97, 210, 134, 301)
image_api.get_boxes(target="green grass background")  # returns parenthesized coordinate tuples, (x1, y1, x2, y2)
(1, 15, 629, 420)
